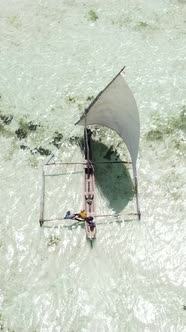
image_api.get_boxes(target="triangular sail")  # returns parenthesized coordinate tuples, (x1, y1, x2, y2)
(75, 68, 140, 175)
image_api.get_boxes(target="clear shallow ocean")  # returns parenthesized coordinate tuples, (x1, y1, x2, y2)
(0, 0, 186, 331)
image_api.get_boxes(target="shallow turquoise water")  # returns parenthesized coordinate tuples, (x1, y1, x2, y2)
(0, 1, 186, 331)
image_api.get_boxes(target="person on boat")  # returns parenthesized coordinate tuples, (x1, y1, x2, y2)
(64, 211, 75, 219)
(64, 210, 87, 220)
(64, 211, 80, 219)
(86, 216, 96, 231)
(79, 210, 87, 219)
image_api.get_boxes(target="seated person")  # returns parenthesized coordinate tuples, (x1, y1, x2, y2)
(79, 210, 87, 219)
(64, 210, 88, 220)
(64, 211, 76, 219)
(85, 216, 96, 231)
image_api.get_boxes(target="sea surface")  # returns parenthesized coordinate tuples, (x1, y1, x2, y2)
(0, 0, 186, 331)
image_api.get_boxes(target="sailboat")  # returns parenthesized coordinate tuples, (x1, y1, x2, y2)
(76, 66, 140, 240)
(39, 67, 140, 245)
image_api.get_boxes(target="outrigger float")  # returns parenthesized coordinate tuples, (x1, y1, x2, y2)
(39, 67, 140, 245)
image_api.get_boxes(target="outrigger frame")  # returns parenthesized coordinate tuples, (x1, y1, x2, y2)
(39, 130, 140, 245)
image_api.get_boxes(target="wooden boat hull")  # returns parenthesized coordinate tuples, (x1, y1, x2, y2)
(83, 129, 96, 242)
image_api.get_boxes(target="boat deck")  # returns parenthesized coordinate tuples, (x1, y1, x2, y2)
(83, 161, 96, 241)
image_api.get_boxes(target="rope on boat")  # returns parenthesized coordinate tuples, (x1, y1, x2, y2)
(95, 212, 138, 218)
(44, 161, 131, 166)
(45, 171, 83, 177)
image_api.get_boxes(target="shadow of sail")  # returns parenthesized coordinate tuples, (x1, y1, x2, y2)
(92, 140, 134, 213)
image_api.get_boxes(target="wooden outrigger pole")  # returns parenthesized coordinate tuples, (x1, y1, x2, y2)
(39, 162, 45, 227)
(39, 154, 54, 227)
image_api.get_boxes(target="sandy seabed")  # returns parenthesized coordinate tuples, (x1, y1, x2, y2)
(0, 0, 186, 331)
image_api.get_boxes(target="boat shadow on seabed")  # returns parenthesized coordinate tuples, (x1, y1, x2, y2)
(89, 139, 135, 213)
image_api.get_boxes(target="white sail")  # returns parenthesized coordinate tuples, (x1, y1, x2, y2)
(75, 68, 140, 174)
